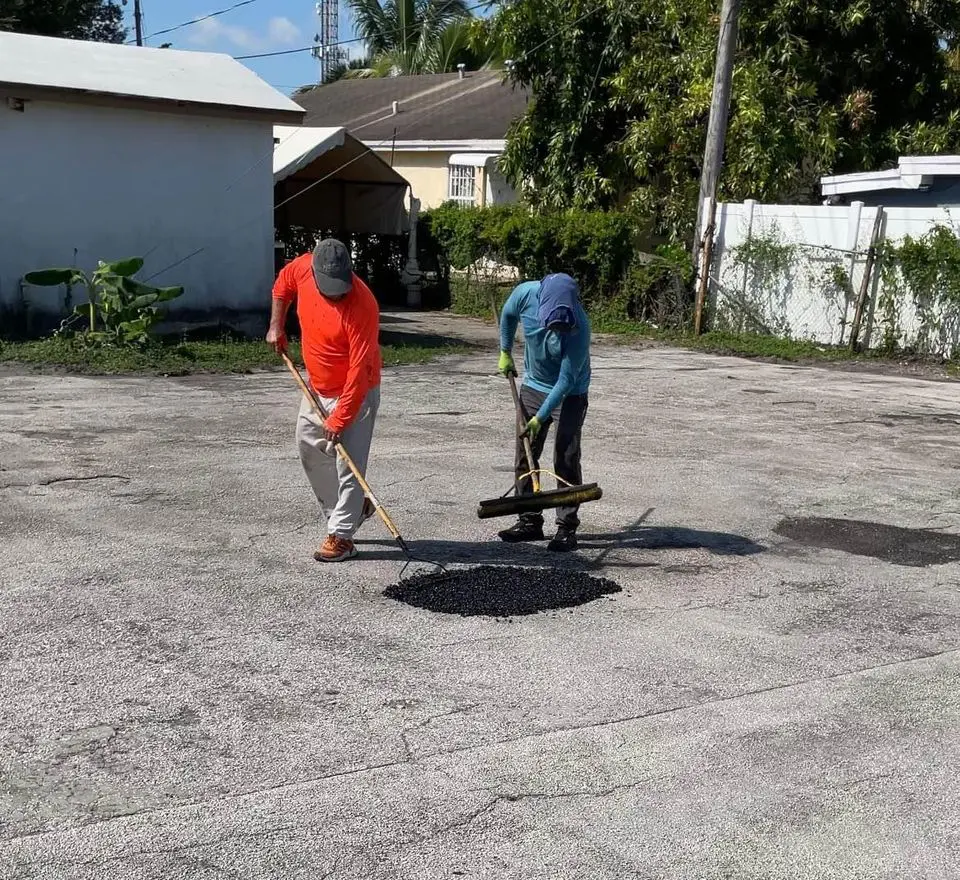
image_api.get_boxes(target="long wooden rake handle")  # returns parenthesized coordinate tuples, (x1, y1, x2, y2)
(280, 351, 406, 549)
(507, 371, 541, 494)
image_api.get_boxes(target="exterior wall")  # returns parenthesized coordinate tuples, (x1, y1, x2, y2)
(709, 198, 960, 355)
(0, 96, 275, 318)
(835, 179, 960, 208)
(371, 148, 517, 209)
(373, 150, 450, 209)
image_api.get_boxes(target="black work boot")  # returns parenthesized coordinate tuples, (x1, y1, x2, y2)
(548, 526, 578, 553)
(498, 519, 545, 543)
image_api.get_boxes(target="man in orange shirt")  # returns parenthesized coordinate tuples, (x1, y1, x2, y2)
(267, 238, 382, 562)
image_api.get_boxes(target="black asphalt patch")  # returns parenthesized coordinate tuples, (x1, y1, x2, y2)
(384, 565, 621, 617)
(774, 517, 960, 568)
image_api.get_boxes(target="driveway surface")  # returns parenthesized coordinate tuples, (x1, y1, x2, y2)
(1, 330, 959, 879)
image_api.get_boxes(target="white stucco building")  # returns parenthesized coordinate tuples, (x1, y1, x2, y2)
(0, 32, 304, 319)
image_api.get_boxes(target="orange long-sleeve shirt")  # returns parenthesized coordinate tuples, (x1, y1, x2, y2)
(273, 254, 381, 433)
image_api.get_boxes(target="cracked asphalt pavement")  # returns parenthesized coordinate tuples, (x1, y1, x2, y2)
(2, 333, 960, 878)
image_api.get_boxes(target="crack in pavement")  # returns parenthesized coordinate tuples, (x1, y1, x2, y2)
(38, 474, 130, 487)
(7, 645, 958, 849)
(401, 776, 672, 849)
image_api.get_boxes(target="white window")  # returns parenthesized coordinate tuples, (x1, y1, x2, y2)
(448, 164, 476, 205)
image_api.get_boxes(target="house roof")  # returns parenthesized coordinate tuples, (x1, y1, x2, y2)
(294, 71, 529, 146)
(820, 155, 960, 197)
(0, 31, 304, 123)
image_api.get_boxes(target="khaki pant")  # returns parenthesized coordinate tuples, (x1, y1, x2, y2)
(296, 385, 380, 538)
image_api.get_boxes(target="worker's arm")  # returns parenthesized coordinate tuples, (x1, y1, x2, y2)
(325, 297, 378, 435)
(499, 282, 536, 353)
(267, 263, 297, 353)
(535, 330, 589, 421)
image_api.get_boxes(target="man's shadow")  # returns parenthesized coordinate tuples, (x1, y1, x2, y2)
(359, 509, 765, 576)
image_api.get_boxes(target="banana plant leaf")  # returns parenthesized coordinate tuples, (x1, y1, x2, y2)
(99, 258, 145, 278)
(24, 268, 86, 287)
(121, 277, 184, 303)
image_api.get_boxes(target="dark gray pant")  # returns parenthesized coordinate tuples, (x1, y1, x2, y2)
(515, 384, 589, 531)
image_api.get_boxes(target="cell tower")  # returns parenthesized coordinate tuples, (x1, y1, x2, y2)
(312, 0, 342, 83)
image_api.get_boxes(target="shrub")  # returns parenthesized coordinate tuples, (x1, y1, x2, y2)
(421, 203, 693, 329)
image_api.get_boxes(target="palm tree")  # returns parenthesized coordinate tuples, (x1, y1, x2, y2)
(345, 0, 501, 76)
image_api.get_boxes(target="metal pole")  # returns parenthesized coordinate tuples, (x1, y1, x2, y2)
(693, 0, 742, 256)
(134, 0, 144, 46)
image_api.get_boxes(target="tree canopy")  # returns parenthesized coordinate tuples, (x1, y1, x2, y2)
(495, 0, 960, 239)
(343, 0, 503, 76)
(0, 0, 126, 42)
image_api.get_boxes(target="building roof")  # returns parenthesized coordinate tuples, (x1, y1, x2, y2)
(0, 31, 304, 123)
(821, 156, 960, 197)
(294, 71, 529, 146)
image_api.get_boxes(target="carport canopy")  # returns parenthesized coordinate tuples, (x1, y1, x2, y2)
(273, 125, 409, 236)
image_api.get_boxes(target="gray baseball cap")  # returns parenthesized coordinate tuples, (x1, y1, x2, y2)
(312, 238, 353, 297)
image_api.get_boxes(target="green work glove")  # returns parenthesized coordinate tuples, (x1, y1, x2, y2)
(524, 416, 542, 439)
(498, 351, 516, 377)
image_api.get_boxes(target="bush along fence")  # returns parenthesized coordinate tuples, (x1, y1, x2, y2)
(708, 199, 960, 358)
(420, 203, 694, 331)
(276, 225, 450, 310)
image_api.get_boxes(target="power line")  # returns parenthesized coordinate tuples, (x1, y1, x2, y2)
(128, 0, 265, 44)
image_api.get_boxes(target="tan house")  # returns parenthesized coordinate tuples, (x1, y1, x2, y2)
(294, 71, 529, 210)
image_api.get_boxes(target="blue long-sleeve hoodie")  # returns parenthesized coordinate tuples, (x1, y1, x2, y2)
(499, 273, 591, 421)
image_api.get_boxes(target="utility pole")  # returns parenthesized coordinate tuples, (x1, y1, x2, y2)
(693, 0, 741, 254)
(134, 0, 144, 46)
(691, 0, 741, 334)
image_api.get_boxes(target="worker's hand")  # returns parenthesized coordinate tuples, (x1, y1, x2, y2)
(498, 351, 516, 377)
(266, 325, 287, 354)
(322, 421, 341, 445)
(523, 416, 542, 440)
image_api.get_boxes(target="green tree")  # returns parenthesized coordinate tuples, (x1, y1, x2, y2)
(344, 0, 503, 75)
(496, 0, 960, 239)
(0, 0, 126, 42)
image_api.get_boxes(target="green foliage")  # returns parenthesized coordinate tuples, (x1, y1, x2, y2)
(424, 202, 637, 291)
(494, 0, 960, 239)
(423, 203, 693, 328)
(25, 257, 184, 347)
(0, 336, 468, 375)
(878, 224, 960, 355)
(0, 0, 125, 41)
(342, 0, 502, 76)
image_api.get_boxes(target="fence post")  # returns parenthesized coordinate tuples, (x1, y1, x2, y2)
(841, 201, 864, 344)
(848, 206, 885, 352)
(693, 197, 718, 335)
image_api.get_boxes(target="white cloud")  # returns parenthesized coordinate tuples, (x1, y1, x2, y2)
(188, 17, 257, 49)
(267, 16, 300, 46)
(188, 14, 300, 50)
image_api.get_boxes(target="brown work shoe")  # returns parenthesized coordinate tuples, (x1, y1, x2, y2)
(314, 535, 358, 562)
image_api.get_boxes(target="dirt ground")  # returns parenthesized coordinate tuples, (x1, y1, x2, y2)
(2, 318, 960, 879)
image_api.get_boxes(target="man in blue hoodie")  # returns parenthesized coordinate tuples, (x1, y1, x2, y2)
(497, 272, 591, 552)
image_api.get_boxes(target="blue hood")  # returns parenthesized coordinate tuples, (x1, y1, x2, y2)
(537, 273, 579, 329)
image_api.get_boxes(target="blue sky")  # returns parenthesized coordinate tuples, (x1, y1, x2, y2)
(124, 1, 360, 94)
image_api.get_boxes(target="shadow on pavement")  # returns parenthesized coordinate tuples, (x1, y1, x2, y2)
(379, 328, 479, 350)
(358, 510, 765, 572)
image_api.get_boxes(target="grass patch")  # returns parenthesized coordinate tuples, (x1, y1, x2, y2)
(686, 331, 859, 362)
(0, 336, 469, 375)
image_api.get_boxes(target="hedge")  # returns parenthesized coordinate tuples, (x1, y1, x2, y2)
(420, 203, 695, 329)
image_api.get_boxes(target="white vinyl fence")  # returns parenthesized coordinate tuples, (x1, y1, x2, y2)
(707, 198, 960, 356)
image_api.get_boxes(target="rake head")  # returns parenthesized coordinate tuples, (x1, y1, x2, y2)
(477, 483, 603, 520)
(395, 536, 448, 582)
